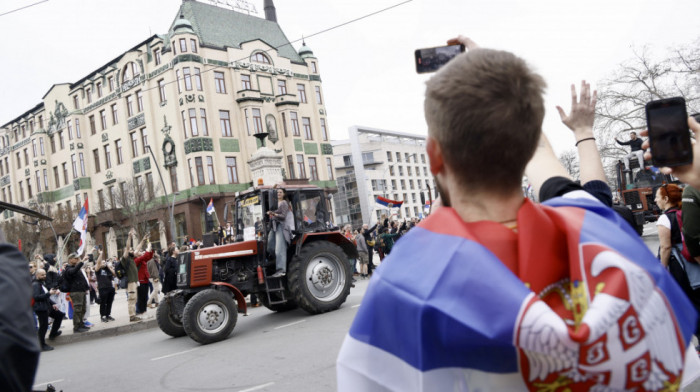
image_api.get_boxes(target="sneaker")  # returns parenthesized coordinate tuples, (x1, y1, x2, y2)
(84, 321, 94, 327)
(270, 270, 286, 278)
(107, 316, 115, 321)
(101, 316, 108, 323)
(73, 327, 89, 333)
(41, 344, 54, 352)
(130, 316, 142, 322)
(48, 331, 62, 340)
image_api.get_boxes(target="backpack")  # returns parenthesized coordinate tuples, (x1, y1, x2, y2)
(58, 272, 70, 293)
(667, 208, 693, 262)
(114, 261, 127, 279)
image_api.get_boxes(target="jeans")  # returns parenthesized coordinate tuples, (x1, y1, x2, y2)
(36, 308, 64, 345)
(623, 150, 645, 170)
(136, 283, 149, 314)
(268, 224, 288, 272)
(99, 287, 115, 317)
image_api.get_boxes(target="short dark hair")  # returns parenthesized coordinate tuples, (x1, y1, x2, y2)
(424, 49, 546, 193)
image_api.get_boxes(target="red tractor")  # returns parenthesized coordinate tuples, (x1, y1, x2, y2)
(157, 183, 357, 344)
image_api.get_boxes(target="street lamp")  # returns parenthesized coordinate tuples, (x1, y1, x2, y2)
(171, 191, 180, 245)
(145, 145, 177, 243)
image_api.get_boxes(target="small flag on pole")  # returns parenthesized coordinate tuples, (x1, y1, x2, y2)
(206, 198, 215, 215)
(375, 195, 403, 209)
(72, 197, 89, 255)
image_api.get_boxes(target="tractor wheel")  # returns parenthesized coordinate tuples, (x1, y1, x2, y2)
(182, 289, 237, 344)
(288, 241, 352, 314)
(157, 294, 186, 337)
(258, 292, 298, 312)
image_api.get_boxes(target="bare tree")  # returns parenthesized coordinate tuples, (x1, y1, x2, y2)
(111, 174, 167, 241)
(558, 149, 580, 181)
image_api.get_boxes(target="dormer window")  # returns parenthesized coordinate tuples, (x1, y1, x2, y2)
(180, 38, 187, 53)
(252, 52, 270, 64)
(122, 62, 140, 83)
(154, 48, 162, 66)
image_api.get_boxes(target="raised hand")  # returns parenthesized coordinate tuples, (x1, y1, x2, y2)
(556, 80, 596, 137)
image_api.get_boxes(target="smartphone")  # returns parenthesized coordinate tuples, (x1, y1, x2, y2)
(646, 97, 692, 167)
(415, 44, 465, 74)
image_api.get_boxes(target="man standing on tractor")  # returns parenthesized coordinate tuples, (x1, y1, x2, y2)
(615, 131, 646, 172)
(266, 186, 294, 278)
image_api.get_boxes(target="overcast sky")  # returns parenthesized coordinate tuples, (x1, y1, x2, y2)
(1, 0, 698, 153)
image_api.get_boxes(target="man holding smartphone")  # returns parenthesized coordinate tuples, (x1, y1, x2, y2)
(615, 131, 646, 172)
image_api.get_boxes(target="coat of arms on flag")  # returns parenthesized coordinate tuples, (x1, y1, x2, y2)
(375, 196, 403, 209)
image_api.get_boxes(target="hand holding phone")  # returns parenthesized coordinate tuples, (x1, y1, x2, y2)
(646, 97, 693, 167)
(415, 44, 465, 74)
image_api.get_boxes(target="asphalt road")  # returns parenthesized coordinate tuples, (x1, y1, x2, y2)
(33, 279, 370, 392)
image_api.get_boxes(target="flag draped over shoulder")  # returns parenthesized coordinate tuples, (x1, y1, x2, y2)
(337, 197, 700, 391)
(375, 195, 403, 209)
(72, 198, 89, 256)
(206, 198, 215, 215)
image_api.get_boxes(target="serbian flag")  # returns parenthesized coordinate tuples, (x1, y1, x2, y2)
(206, 198, 215, 215)
(72, 197, 89, 256)
(338, 195, 700, 391)
(375, 196, 402, 209)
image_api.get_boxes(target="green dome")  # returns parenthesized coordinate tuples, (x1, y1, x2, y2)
(299, 43, 314, 58)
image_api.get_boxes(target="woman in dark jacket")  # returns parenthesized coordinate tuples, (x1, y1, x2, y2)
(162, 247, 179, 294)
(33, 269, 64, 351)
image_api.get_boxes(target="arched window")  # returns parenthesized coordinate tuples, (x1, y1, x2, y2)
(251, 52, 270, 64)
(122, 62, 141, 83)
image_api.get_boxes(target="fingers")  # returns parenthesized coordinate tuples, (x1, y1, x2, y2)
(556, 106, 567, 121)
(570, 84, 577, 107)
(591, 90, 598, 109)
(447, 35, 479, 50)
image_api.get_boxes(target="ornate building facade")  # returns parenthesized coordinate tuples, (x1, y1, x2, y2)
(0, 0, 335, 251)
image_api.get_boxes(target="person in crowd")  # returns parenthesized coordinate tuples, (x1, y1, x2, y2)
(28, 261, 37, 281)
(134, 239, 154, 315)
(32, 268, 64, 351)
(121, 229, 147, 322)
(225, 222, 235, 244)
(266, 186, 294, 278)
(615, 131, 646, 172)
(95, 250, 115, 322)
(362, 223, 378, 276)
(147, 252, 162, 308)
(337, 36, 700, 391)
(342, 224, 358, 279)
(163, 246, 179, 294)
(683, 185, 700, 263)
(355, 227, 369, 279)
(63, 253, 90, 333)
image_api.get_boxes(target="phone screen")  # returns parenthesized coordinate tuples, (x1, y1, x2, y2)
(415, 44, 465, 74)
(646, 97, 692, 167)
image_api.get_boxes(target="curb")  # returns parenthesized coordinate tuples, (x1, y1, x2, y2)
(51, 319, 159, 346)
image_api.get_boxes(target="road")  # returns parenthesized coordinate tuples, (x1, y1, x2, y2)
(33, 280, 370, 392)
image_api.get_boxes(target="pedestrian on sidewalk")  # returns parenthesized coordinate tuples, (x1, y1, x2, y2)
(121, 229, 147, 322)
(147, 253, 162, 308)
(163, 246, 178, 294)
(32, 269, 64, 351)
(135, 239, 154, 315)
(96, 250, 116, 322)
(63, 253, 90, 333)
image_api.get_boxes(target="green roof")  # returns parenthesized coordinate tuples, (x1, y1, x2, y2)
(171, 0, 304, 64)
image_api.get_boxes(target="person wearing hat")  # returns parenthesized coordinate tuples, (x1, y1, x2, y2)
(63, 252, 90, 333)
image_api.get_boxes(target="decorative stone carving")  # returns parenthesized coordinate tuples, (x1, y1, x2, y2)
(266, 114, 278, 143)
(128, 113, 145, 131)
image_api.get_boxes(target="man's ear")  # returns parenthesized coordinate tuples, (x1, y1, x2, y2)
(426, 136, 444, 176)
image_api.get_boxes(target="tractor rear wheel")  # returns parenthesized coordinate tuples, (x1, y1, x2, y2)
(288, 241, 352, 314)
(182, 289, 237, 344)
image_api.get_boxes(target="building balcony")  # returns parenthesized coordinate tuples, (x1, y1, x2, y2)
(94, 208, 126, 227)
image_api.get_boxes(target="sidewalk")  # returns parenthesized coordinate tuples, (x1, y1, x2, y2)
(50, 288, 159, 346)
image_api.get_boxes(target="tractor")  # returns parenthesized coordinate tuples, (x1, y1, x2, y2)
(157, 182, 357, 344)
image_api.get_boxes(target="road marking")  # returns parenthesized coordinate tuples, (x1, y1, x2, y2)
(34, 379, 63, 388)
(274, 320, 306, 329)
(150, 347, 199, 361)
(239, 382, 275, 392)
(352, 304, 361, 308)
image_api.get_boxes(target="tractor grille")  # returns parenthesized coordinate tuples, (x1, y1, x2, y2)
(192, 265, 208, 282)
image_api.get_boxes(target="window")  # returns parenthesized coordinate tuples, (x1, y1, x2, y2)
(302, 117, 312, 140)
(194, 157, 205, 185)
(311, 61, 318, 73)
(396, 152, 401, 161)
(75, 119, 81, 138)
(200, 109, 209, 136)
(278, 80, 287, 95)
(183, 68, 193, 91)
(32, 139, 37, 157)
(122, 62, 140, 82)
(297, 154, 307, 178)
(140, 128, 149, 154)
(96, 82, 103, 98)
(181, 111, 187, 137)
(206, 156, 215, 184)
(39, 116, 43, 129)
(126, 95, 134, 117)
(104, 145, 112, 169)
(214, 72, 226, 93)
(392, 179, 397, 189)
(53, 167, 59, 188)
(158, 79, 166, 103)
(421, 154, 426, 164)
(23, 148, 29, 166)
(130, 132, 138, 157)
(315, 86, 323, 104)
(287, 155, 295, 179)
(108, 76, 114, 92)
(71, 154, 78, 178)
(297, 84, 307, 103)
(194, 68, 202, 91)
(190, 39, 198, 53)
(252, 52, 270, 64)
(387, 151, 393, 162)
(281, 112, 288, 137)
(424, 167, 428, 176)
(409, 179, 415, 189)
(407, 166, 412, 176)
(343, 155, 352, 167)
(115, 139, 124, 164)
(189, 109, 198, 136)
(78, 152, 86, 176)
(27, 181, 32, 199)
(154, 48, 161, 65)
(18, 181, 23, 202)
(309, 157, 318, 181)
(86, 88, 92, 104)
(67, 120, 73, 140)
(405, 153, 410, 162)
(244, 109, 251, 135)
(320, 118, 328, 141)
(179, 38, 187, 53)
(98, 190, 105, 211)
(400, 179, 406, 189)
(62, 163, 68, 185)
(418, 179, 423, 189)
(136, 90, 144, 112)
(290, 112, 300, 136)
(399, 166, 404, 176)
(111, 104, 118, 125)
(241, 74, 251, 90)
(93, 149, 101, 173)
(326, 157, 334, 180)
(172, 41, 176, 55)
(176, 70, 182, 93)
(146, 172, 155, 199)
(89, 115, 96, 135)
(219, 111, 232, 137)
(100, 110, 107, 130)
(389, 166, 395, 176)
(73, 95, 80, 109)
(36, 171, 41, 192)
(169, 167, 179, 192)
(226, 157, 238, 184)
(252, 108, 263, 134)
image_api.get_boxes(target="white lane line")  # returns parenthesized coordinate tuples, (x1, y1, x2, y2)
(273, 320, 306, 330)
(150, 347, 199, 361)
(34, 379, 64, 388)
(352, 304, 361, 308)
(239, 382, 275, 392)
